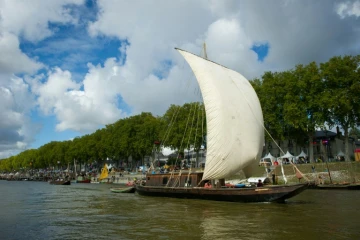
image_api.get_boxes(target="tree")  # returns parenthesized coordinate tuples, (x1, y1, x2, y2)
(349, 128, 360, 141)
(284, 62, 327, 162)
(321, 55, 360, 161)
(251, 72, 288, 156)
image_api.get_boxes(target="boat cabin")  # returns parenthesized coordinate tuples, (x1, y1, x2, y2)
(145, 172, 204, 187)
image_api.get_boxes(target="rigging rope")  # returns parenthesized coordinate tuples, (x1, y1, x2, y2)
(166, 103, 195, 186)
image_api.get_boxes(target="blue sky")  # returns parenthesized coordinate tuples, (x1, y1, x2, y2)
(0, 0, 359, 159)
(18, 2, 127, 149)
(251, 43, 270, 62)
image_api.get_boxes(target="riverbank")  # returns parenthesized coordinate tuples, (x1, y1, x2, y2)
(2, 162, 359, 185)
(226, 161, 360, 185)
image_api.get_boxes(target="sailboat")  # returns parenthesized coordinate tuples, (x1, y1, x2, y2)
(135, 48, 309, 203)
(98, 164, 109, 183)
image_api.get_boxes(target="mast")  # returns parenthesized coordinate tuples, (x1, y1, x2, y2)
(74, 159, 77, 178)
(203, 42, 208, 60)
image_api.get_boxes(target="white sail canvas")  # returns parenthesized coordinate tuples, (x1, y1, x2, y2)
(177, 49, 264, 180)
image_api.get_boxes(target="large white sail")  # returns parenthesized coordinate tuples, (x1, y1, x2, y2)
(176, 48, 264, 180)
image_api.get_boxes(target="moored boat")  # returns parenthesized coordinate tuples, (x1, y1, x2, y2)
(110, 186, 136, 193)
(49, 179, 71, 185)
(309, 183, 360, 190)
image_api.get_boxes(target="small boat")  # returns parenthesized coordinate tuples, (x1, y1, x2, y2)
(110, 186, 136, 193)
(309, 183, 360, 190)
(49, 180, 71, 185)
(77, 178, 91, 183)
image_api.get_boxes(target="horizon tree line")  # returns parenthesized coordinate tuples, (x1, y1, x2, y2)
(0, 54, 359, 172)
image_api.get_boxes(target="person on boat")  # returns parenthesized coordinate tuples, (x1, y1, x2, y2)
(204, 181, 212, 188)
(257, 179, 263, 187)
(272, 173, 276, 185)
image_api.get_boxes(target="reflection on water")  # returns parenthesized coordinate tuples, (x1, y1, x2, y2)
(1, 181, 360, 240)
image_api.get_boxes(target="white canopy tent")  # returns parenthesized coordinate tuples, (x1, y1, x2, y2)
(260, 152, 277, 165)
(336, 151, 345, 157)
(295, 150, 308, 163)
(297, 151, 307, 158)
(262, 152, 277, 161)
(336, 151, 345, 161)
(279, 151, 294, 159)
(278, 151, 295, 163)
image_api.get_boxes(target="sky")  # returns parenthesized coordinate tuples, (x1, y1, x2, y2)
(0, 0, 360, 159)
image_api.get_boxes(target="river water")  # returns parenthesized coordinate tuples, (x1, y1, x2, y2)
(1, 181, 359, 240)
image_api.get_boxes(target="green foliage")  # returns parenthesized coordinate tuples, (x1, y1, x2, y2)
(251, 55, 360, 161)
(349, 128, 360, 140)
(160, 102, 206, 153)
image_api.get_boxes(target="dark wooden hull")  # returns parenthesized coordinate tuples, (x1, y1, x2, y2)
(309, 183, 360, 190)
(110, 187, 136, 193)
(49, 180, 71, 185)
(135, 183, 309, 203)
(77, 179, 91, 183)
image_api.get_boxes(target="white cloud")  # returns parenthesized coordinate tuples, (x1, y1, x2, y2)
(34, 67, 80, 115)
(336, 1, 360, 19)
(0, 0, 84, 42)
(0, 32, 43, 75)
(30, 62, 125, 132)
(0, 75, 39, 158)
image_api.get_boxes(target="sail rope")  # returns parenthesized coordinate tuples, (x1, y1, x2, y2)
(147, 107, 180, 173)
(171, 171, 182, 188)
(184, 103, 198, 184)
(227, 72, 309, 183)
(166, 103, 196, 186)
(186, 103, 202, 185)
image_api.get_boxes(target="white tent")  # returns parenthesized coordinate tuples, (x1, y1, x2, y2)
(262, 152, 276, 161)
(278, 151, 295, 163)
(261, 152, 277, 165)
(336, 151, 345, 157)
(295, 150, 308, 163)
(279, 151, 294, 159)
(296, 150, 307, 158)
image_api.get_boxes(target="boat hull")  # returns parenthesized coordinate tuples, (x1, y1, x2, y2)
(77, 179, 91, 183)
(135, 183, 308, 203)
(110, 187, 136, 193)
(309, 183, 360, 190)
(49, 180, 71, 185)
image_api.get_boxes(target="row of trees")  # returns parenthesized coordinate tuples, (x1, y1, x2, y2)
(250, 55, 360, 161)
(1, 55, 359, 171)
(0, 103, 206, 172)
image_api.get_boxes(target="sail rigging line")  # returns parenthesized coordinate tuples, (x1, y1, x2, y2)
(227, 73, 309, 183)
(148, 103, 182, 173)
(185, 103, 198, 155)
(150, 53, 201, 174)
(184, 102, 202, 184)
(166, 103, 196, 186)
(171, 171, 182, 188)
(159, 105, 181, 147)
(183, 103, 197, 181)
